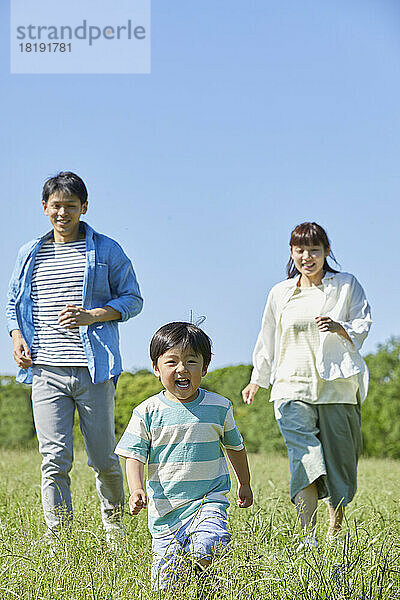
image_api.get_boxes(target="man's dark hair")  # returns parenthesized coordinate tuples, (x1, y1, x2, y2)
(42, 172, 88, 205)
(150, 322, 212, 368)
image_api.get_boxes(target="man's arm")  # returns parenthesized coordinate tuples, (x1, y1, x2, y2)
(103, 241, 143, 322)
(7, 247, 33, 368)
(226, 448, 253, 508)
(58, 241, 143, 328)
(126, 458, 147, 516)
(6, 243, 29, 335)
(58, 304, 121, 328)
(10, 329, 32, 368)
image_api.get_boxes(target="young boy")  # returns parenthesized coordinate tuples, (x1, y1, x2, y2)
(6, 171, 143, 545)
(115, 322, 253, 588)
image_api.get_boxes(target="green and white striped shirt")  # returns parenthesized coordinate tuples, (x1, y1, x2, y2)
(115, 389, 244, 537)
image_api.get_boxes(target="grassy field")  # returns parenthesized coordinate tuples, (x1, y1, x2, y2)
(0, 450, 399, 599)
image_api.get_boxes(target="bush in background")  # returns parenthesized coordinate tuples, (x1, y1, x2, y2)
(0, 377, 34, 447)
(363, 338, 400, 458)
(1, 339, 399, 458)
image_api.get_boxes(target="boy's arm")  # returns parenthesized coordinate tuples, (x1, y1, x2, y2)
(226, 448, 253, 508)
(126, 458, 147, 516)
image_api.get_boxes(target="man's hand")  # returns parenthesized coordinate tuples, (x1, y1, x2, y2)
(58, 304, 121, 328)
(128, 489, 147, 516)
(58, 304, 96, 328)
(242, 383, 260, 405)
(238, 483, 253, 508)
(11, 330, 32, 368)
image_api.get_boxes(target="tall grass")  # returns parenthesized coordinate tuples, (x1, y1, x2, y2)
(0, 451, 398, 599)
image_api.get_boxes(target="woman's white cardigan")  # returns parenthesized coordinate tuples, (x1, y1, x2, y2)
(250, 272, 372, 402)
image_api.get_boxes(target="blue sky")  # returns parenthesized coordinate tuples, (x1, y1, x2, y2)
(1, 0, 399, 375)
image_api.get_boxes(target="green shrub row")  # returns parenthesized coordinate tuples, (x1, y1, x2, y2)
(1, 339, 399, 458)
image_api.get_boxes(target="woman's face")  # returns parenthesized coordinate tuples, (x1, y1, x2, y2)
(291, 242, 329, 281)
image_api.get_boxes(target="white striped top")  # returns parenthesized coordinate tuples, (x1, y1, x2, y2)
(30, 240, 88, 366)
(271, 285, 358, 404)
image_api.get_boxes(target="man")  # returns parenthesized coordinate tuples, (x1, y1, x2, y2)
(6, 171, 143, 546)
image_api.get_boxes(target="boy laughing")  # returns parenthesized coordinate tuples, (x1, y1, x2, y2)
(115, 322, 253, 589)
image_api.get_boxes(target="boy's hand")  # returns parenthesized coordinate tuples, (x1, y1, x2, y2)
(129, 489, 147, 515)
(11, 330, 32, 368)
(237, 484, 253, 508)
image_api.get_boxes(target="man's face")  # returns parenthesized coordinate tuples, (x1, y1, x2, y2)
(43, 193, 87, 242)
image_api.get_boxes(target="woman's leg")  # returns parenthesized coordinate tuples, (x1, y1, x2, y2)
(274, 400, 328, 536)
(328, 504, 344, 536)
(317, 404, 362, 534)
(294, 482, 318, 532)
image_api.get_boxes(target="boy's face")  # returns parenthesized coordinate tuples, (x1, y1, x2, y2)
(43, 193, 87, 242)
(153, 346, 208, 403)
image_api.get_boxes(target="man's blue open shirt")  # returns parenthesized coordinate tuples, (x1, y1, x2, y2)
(6, 222, 143, 384)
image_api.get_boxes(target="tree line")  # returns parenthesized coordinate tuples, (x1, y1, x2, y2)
(1, 338, 399, 458)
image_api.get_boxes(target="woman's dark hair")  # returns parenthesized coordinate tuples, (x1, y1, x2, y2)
(42, 171, 88, 205)
(286, 222, 340, 279)
(150, 322, 212, 368)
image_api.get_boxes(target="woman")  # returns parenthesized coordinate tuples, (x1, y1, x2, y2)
(242, 222, 371, 546)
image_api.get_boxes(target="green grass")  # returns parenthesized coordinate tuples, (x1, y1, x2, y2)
(0, 450, 399, 599)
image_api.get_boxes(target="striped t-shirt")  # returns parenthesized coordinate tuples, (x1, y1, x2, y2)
(30, 239, 88, 366)
(115, 389, 244, 538)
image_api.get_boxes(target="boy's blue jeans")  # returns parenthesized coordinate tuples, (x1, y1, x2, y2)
(151, 509, 231, 589)
(31, 365, 124, 533)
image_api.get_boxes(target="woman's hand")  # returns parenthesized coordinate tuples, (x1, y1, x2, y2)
(315, 316, 342, 333)
(242, 383, 259, 405)
(315, 317, 352, 343)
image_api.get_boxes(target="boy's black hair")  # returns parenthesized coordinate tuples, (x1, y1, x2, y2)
(150, 322, 212, 368)
(42, 172, 88, 205)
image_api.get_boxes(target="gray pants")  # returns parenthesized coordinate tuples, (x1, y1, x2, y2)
(31, 366, 124, 532)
